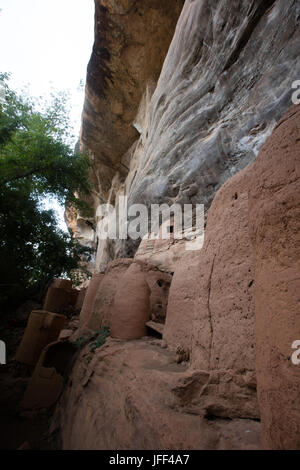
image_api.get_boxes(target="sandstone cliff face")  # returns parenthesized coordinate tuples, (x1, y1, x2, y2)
(55, 0, 300, 451)
(76, 0, 300, 270)
(127, 0, 300, 212)
(81, 0, 184, 202)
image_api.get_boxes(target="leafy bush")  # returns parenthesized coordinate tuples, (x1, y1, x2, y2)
(72, 327, 110, 353)
(0, 73, 93, 314)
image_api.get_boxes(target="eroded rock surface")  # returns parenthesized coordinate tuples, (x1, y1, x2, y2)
(82, 0, 184, 201)
(54, 338, 261, 450)
(76, 0, 300, 268)
(128, 0, 300, 213)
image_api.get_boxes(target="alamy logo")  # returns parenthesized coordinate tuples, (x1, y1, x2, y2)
(0, 340, 6, 365)
(0, 83, 5, 103)
(291, 340, 300, 366)
(96, 197, 205, 251)
(291, 80, 300, 105)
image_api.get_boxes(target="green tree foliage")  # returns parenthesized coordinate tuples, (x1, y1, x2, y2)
(0, 73, 93, 313)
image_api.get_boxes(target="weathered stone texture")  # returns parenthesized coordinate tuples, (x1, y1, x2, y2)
(54, 338, 261, 450)
(248, 105, 300, 450)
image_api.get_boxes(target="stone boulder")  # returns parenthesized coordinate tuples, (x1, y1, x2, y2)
(54, 338, 261, 450)
(248, 105, 300, 450)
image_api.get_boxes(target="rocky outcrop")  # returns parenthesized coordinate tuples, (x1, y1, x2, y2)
(128, 0, 300, 212)
(54, 338, 261, 450)
(248, 105, 300, 450)
(55, 0, 300, 451)
(76, 0, 300, 270)
(81, 0, 184, 201)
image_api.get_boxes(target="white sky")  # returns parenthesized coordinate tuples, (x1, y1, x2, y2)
(0, 0, 95, 230)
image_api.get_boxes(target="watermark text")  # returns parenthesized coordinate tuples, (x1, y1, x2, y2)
(0, 340, 6, 365)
